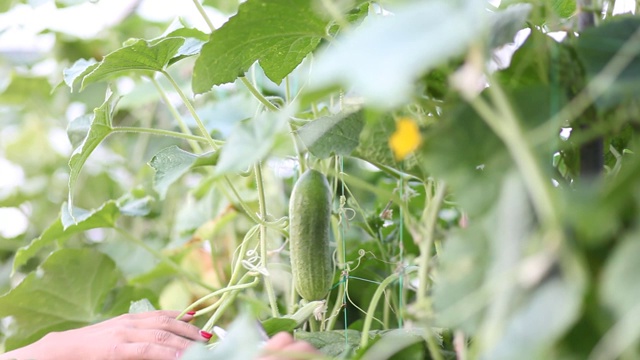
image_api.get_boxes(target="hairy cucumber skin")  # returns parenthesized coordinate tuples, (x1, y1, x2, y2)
(289, 170, 333, 301)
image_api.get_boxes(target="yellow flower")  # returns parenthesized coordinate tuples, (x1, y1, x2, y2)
(389, 117, 421, 161)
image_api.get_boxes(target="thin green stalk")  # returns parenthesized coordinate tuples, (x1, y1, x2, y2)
(112, 127, 208, 143)
(191, 0, 216, 32)
(161, 70, 219, 151)
(417, 181, 446, 306)
(470, 93, 557, 228)
(255, 162, 281, 317)
(240, 77, 279, 111)
(150, 76, 203, 153)
(424, 329, 445, 360)
(360, 267, 418, 348)
(115, 228, 216, 292)
(326, 215, 346, 330)
(177, 277, 260, 319)
(204, 287, 241, 330)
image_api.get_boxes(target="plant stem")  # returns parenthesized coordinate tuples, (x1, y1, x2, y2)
(114, 228, 216, 292)
(255, 162, 281, 317)
(150, 76, 203, 153)
(471, 92, 557, 228)
(417, 181, 446, 306)
(191, 0, 216, 32)
(360, 267, 418, 348)
(203, 273, 257, 330)
(177, 277, 260, 319)
(161, 70, 219, 151)
(424, 329, 445, 360)
(240, 77, 279, 111)
(111, 127, 208, 143)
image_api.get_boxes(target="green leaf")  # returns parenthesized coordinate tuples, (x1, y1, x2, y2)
(79, 37, 187, 90)
(310, 0, 485, 108)
(261, 318, 298, 337)
(296, 111, 364, 159)
(484, 255, 586, 359)
(182, 314, 264, 360)
(0, 249, 120, 351)
(192, 0, 329, 93)
(296, 330, 361, 357)
(66, 114, 93, 149)
(214, 109, 289, 175)
(601, 232, 640, 318)
(63, 58, 98, 92)
(67, 90, 117, 219)
(575, 17, 640, 110)
(128, 298, 157, 314)
(0, 73, 52, 107)
(12, 200, 120, 273)
(148, 146, 218, 199)
(489, 4, 532, 48)
(551, 0, 576, 18)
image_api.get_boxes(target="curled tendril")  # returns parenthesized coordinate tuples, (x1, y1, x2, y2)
(337, 195, 357, 225)
(241, 248, 269, 276)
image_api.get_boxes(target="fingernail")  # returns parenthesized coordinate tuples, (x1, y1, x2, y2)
(187, 311, 196, 315)
(199, 330, 213, 340)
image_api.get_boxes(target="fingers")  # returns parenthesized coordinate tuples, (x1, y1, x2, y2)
(120, 311, 205, 342)
(110, 342, 184, 360)
(260, 332, 320, 360)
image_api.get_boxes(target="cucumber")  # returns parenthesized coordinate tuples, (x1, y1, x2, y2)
(289, 169, 334, 301)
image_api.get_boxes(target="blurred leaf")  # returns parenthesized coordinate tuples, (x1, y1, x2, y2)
(483, 255, 586, 359)
(296, 111, 364, 159)
(0, 249, 119, 351)
(296, 330, 361, 357)
(489, 4, 532, 48)
(551, 0, 576, 18)
(67, 90, 117, 219)
(0, 73, 52, 107)
(182, 314, 264, 360)
(148, 146, 218, 199)
(261, 318, 297, 337)
(601, 231, 640, 318)
(575, 17, 640, 110)
(12, 200, 120, 273)
(128, 298, 157, 314)
(214, 109, 289, 175)
(116, 195, 154, 217)
(192, 0, 329, 93)
(358, 329, 425, 360)
(310, 0, 485, 108)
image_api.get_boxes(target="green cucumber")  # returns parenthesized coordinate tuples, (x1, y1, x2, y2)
(289, 169, 334, 301)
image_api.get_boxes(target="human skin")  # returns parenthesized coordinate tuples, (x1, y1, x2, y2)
(0, 311, 205, 360)
(0, 310, 320, 360)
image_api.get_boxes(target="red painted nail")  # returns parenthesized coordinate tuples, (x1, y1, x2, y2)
(187, 311, 196, 315)
(199, 330, 213, 340)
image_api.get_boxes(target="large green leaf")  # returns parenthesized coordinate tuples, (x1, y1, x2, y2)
(296, 111, 364, 159)
(0, 73, 52, 107)
(12, 201, 120, 273)
(0, 249, 120, 351)
(192, 0, 329, 93)
(575, 17, 640, 110)
(309, 0, 485, 108)
(148, 146, 219, 199)
(214, 109, 289, 175)
(551, 0, 576, 18)
(67, 90, 117, 219)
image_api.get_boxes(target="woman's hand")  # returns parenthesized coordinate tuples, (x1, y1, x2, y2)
(259, 332, 321, 360)
(0, 310, 209, 360)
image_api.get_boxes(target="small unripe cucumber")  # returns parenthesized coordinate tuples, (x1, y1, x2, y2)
(289, 169, 333, 301)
